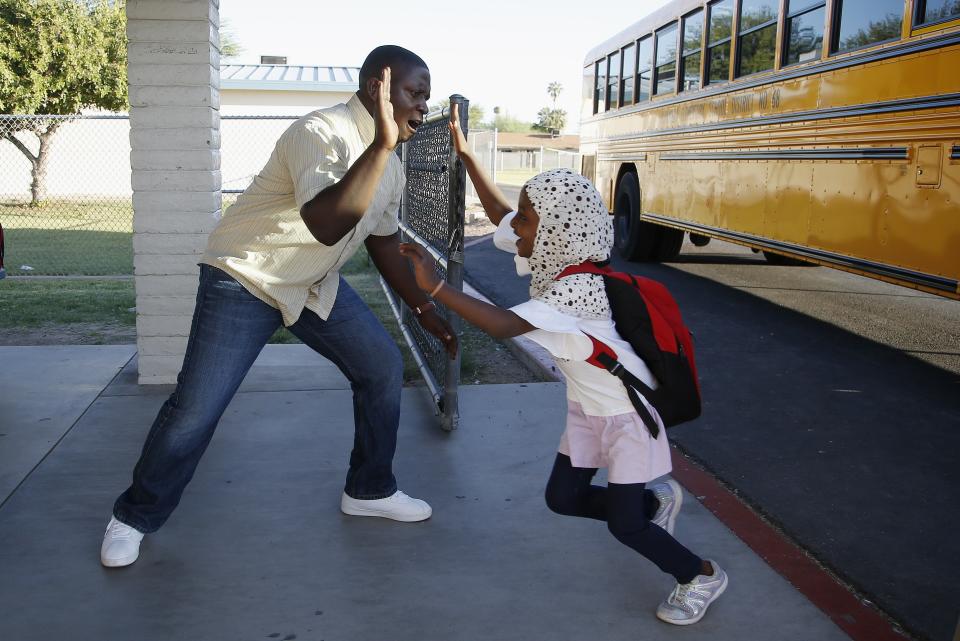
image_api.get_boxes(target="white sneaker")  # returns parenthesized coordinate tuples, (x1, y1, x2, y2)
(100, 516, 144, 567)
(656, 561, 728, 625)
(340, 490, 432, 522)
(650, 479, 683, 536)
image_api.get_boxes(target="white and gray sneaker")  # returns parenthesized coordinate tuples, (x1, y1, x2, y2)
(650, 479, 683, 535)
(100, 516, 145, 567)
(340, 490, 432, 522)
(656, 561, 728, 625)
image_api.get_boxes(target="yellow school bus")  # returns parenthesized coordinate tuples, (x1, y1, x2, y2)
(580, 0, 960, 299)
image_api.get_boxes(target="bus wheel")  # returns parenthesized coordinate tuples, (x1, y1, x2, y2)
(655, 227, 684, 261)
(762, 250, 813, 266)
(690, 233, 711, 247)
(614, 173, 676, 262)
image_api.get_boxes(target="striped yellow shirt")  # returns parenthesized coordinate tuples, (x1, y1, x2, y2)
(201, 94, 404, 326)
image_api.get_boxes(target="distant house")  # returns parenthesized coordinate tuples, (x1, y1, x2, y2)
(218, 64, 360, 192)
(494, 132, 580, 153)
(219, 64, 360, 116)
(482, 132, 581, 174)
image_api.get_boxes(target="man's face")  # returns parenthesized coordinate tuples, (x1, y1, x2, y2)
(391, 65, 431, 142)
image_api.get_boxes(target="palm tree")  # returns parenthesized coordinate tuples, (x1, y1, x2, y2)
(547, 82, 562, 108)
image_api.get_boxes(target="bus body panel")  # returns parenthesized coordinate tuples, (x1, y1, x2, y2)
(581, 15, 960, 298)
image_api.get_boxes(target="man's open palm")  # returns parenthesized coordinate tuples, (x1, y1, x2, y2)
(374, 67, 399, 150)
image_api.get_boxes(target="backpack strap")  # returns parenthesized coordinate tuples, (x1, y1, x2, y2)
(584, 335, 661, 438)
(557, 262, 637, 289)
(557, 262, 609, 279)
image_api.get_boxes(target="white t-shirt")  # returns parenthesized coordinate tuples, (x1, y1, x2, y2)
(510, 299, 662, 419)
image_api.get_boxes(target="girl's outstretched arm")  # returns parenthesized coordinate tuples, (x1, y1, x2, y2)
(449, 103, 513, 225)
(399, 243, 534, 339)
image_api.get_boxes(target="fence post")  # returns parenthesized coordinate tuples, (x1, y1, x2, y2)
(442, 94, 468, 431)
(399, 141, 412, 330)
(492, 128, 498, 186)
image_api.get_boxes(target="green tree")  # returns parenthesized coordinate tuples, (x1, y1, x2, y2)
(489, 110, 536, 132)
(219, 18, 244, 60)
(429, 98, 485, 130)
(0, 0, 127, 205)
(534, 108, 566, 135)
(547, 81, 562, 107)
(534, 82, 566, 135)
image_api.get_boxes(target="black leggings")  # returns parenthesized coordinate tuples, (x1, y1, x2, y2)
(544, 453, 702, 584)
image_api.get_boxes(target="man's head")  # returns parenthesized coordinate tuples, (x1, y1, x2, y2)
(358, 45, 431, 142)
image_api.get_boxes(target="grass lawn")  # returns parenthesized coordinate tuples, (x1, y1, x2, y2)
(1, 199, 133, 276)
(0, 247, 537, 384)
(0, 278, 135, 326)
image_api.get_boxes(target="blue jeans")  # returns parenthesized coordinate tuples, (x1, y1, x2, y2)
(114, 264, 403, 532)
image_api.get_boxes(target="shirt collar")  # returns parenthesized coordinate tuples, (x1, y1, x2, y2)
(346, 93, 375, 147)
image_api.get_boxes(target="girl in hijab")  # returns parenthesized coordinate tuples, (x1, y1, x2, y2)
(398, 109, 727, 626)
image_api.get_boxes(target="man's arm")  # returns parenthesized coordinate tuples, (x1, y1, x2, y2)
(366, 233, 459, 358)
(300, 68, 398, 246)
(366, 232, 429, 310)
(398, 242, 534, 339)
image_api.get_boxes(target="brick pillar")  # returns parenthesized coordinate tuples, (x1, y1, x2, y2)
(127, 0, 220, 384)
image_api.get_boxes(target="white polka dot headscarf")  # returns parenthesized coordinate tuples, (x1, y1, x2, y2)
(523, 168, 613, 320)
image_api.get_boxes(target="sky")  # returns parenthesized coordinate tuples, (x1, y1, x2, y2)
(219, 0, 673, 133)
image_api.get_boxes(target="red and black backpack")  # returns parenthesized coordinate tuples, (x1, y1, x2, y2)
(556, 262, 702, 437)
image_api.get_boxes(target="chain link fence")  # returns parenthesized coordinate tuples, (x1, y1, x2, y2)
(0, 114, 301, 277)
(465, 129, 580, 200)
(0, 114, 133, 276)
(220, 115, 298, 206)
(381, 95, 468, 431)
(1, 109, 466, 428)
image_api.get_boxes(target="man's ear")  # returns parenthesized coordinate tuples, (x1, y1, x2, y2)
(364, 77, 380, 101)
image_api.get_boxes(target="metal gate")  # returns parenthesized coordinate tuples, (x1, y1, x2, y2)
(381, 94, 468, 431)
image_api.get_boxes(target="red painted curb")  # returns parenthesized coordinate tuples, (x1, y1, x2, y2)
(670, 448, 911, 641)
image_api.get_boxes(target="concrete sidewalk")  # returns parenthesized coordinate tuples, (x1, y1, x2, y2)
(0, 345, 851, 641)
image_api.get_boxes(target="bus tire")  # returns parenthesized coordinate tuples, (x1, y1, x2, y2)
(762, 250, 814, 266)
(614, 173, 661, 261)
(654, 227, 684, 261)
(689, 233, 711, 247)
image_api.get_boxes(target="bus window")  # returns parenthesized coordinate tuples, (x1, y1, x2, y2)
(637, 36, 654, 101)
(706, 0, 734, 84)
(681, 9, 705, 91)
(621, 43, 637, 106)
(832, 0, 902, 53)
(607, 51, 621, 110)
(654, 22, 679, 95)
(594, 59, 605, 114)
(916, 0, 960, 25)
(737, 0, 779, 76)
(784, 0, 826, 65)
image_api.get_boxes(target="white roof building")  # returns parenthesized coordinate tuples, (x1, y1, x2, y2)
(219, 64, 360, 115)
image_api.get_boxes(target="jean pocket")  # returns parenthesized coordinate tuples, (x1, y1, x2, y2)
(203, 266, 256, 300)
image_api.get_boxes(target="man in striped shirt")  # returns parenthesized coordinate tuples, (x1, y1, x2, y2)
(101, 45, 456, 568)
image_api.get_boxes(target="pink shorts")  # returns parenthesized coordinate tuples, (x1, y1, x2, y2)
(558, 400, 673, 484)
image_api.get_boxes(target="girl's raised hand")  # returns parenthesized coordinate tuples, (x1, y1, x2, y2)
(448, 102, 469, 157)
(398, 242, 443, 293)
(373, 67, 399, 151)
